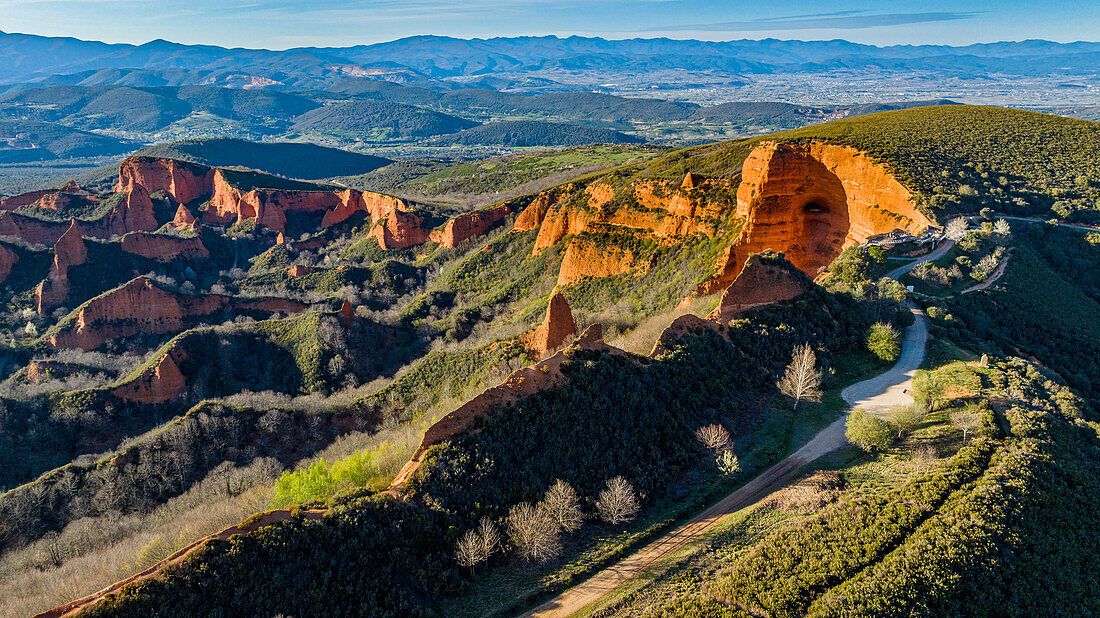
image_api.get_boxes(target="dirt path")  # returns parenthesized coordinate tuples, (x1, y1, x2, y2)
(956, 251, 1010, 296)
(524, 300, 930, 617)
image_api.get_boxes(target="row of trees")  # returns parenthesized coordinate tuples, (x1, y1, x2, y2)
(454, 477, 640, 571)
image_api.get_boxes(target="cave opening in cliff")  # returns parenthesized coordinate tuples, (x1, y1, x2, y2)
(736, 149, 852, 276)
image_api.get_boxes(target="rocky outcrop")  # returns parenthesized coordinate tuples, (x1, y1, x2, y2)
(321, 189, 409, 228)
(171, 204, 198, 232)
(111, 347, 188, 404)
(35, 220, 87, 313)
(120, 232, 209, 262)
(115, 157, 214, 206)
(338, 299, 355, 321)
(48, 277, 308, 350)
(525, 292, 577, 355)
(710, 253, 810, 321)
(430, 205, 510, 248)
(515, 177, 731, 255)
(287, 265, 317, 278)
(370, 210, 430, 250)
(0, 243, 17, 285)
(557, 232, 647, 286)
(388, 323, 611, 495)
(716, 140, 935, 284)
(0, 182, 98, 213)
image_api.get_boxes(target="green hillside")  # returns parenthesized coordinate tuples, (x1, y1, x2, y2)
(637, 105, 1100, 219)
(291, 100, 478, 140)
(439, 120, 643, 147)
(133, 138, 391, 180)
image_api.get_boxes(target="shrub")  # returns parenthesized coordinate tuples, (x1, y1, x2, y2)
(866, 322, 901, 362)
(846, 409, 896, 452)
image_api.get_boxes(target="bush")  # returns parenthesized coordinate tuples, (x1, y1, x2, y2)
(866, 322, 901, 362)
(846, 409, 896, 452)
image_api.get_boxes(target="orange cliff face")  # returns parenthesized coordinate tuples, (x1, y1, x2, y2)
(370, 210, 430, 250)
(516, 175, 731, 256)
(709, 253, 810, 321)
(111, 347, 189, 404)
(523, 292, 577, 356)
(48, 277, 308, 350)
(429, 205, 510, 249)
(556, 232, 649, 286)
(120, 232, 209, 262)
(35, 220, 87, 313)
(714, 140, 935, 287)
(115, 157, 214, 206)
(0, 243, 18, 285)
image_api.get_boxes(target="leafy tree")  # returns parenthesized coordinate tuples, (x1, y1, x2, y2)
(846, 409, 896, 453)
(717, 450, 741, 477)
(866, 322, 901, 362)
(777, 343, 823, 410)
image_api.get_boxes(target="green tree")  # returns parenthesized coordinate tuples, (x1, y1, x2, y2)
(846, 409, 896, 452)
(866, 323, 901, 363)
(889, 403, 924, 439)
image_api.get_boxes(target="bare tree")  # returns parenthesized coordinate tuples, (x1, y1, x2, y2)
(695, 424, 731, 453)
(596, 476, 640, 525)
(506, 503, 561, 562)
(911, 444, 938, 475)
(945, 218, 969, 242)
(889, 403, 924, 439)
(993, 218, 1011, 237)
(543, 480, 583, 533)
(777, 344, 823, 410)
(455, 517, 501, 574)
(950, 407, 983, 442)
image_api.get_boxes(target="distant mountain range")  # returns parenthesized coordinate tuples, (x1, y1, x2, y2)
(3, 31, 1100, 90)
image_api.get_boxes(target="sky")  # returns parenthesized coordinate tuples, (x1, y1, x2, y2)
(0, 0, 1096, 49)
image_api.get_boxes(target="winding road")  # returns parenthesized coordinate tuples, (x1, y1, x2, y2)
(524, 253, 936, 618)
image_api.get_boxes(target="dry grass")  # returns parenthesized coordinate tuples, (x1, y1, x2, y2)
(0, 466, 276, 617)
(607, 295, 720, 356)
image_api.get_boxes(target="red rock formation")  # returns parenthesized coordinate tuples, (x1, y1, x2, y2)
(709, 253, 809, 321)
(718, 140, 935, 283)
(120, 232, 209, 262)
(0, 243, 18, 285)
(287, 265, 317, 277)
(115, 157, 214, 206)
(111, 348, 188, 404)
(48, 277, 308, 350)
(525, 292, 577, 355)
(171, 204, 198, 232)
(431, 205, 510, 248)
(321, 189, 408, 228)
(338, 299, 355, 321)
(557, 232, 648, 286)
(35, 220, 87, 313)
(0, 183, 98, 212)
(370, 210, 430, 250)
(276, 232, 286, 245)
(517, 178, 729, 255)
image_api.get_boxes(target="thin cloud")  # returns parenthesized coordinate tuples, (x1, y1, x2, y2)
(650, 10, 982, 32)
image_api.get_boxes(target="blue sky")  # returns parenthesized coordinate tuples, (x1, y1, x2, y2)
(0, 0, 1096, 49)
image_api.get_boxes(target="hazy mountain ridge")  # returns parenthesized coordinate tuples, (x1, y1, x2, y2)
(4, 31, 1100, 87)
